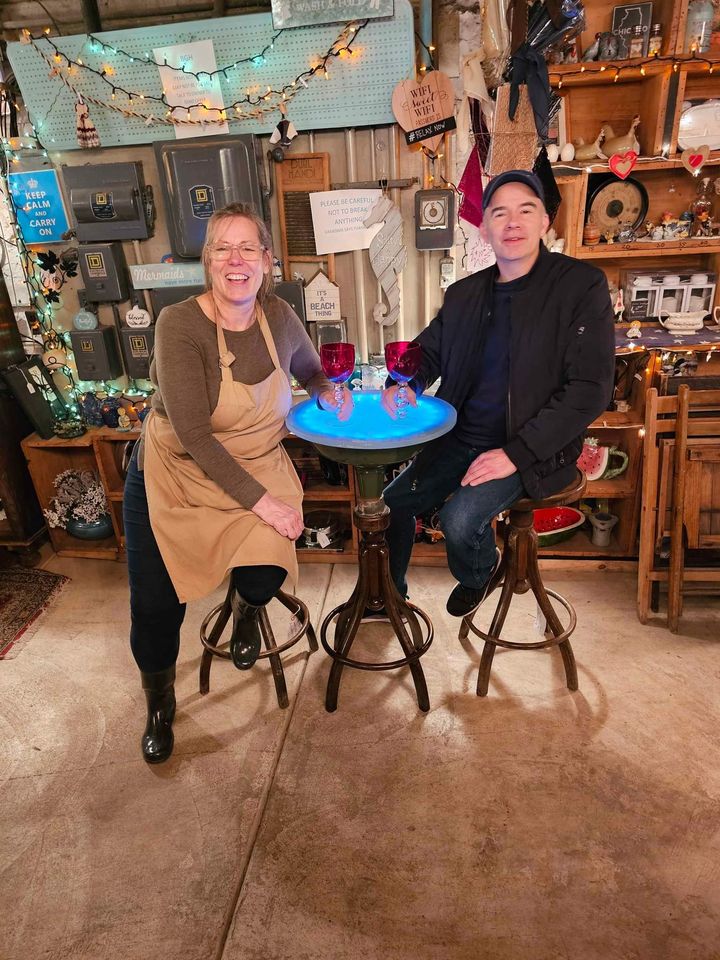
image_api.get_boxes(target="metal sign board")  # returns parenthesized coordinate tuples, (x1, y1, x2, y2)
(271, 0, 394, 29)
(7, 168, 70, 245)
(129, 262, 205, 288)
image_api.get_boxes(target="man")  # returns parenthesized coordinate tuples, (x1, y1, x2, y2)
(381, 169, 615, 618)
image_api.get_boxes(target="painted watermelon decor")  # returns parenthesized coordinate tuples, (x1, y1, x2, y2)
(533, 506, 585, 546)
(577, 437, 608, 481)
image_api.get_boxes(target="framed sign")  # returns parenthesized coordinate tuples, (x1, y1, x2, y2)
(7, 168, 70, 246)
(611, 3, 653, 58)
(271, 0, 393, 29)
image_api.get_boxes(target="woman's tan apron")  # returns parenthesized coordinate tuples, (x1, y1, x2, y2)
(142, 307, 301, 603)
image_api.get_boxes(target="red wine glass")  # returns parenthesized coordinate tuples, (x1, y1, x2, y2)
(385, 341, 421, 418)
(320, 342, 355, 409)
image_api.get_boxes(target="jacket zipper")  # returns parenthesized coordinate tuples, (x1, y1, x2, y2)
(506, 296, 513, 443)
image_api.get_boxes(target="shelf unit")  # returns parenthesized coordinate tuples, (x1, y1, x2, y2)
(283, 434, 359, 564)
(21, 426, 133, 560)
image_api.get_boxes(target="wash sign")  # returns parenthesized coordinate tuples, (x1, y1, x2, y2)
(8, 169, 70, 245)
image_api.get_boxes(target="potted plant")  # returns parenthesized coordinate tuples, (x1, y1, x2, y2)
(43, 469, 113, 540)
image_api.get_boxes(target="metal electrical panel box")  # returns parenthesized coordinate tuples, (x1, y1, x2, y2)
(274, 281, 306, 324)
(62, 162, 149, 241)
(150, 285, 204, 315)
(69, 327, 123, 380)
(119, 327, 155, 379)
(79, 243, 129, 301)
(154, 135, 265, 260)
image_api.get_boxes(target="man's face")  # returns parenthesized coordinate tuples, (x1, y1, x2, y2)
(480, 182, 550, 264)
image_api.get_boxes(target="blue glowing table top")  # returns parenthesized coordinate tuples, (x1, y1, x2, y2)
(286, 391, 457, 453)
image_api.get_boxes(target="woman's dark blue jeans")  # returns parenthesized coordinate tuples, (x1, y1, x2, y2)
(123, 447, 285, 673)
(383, 433, 525, 598)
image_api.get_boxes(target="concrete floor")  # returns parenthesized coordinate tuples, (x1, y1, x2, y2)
(1, 556, 719, 960)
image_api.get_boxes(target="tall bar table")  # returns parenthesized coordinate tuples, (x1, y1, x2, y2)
(286, 391, 456, 712)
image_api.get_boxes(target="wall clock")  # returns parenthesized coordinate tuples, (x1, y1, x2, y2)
(587, 176, 648, 235)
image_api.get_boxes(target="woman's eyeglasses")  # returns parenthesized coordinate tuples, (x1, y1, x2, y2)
(208, 243, 265, 262)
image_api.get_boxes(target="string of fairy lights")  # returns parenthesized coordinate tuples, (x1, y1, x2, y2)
(0, 144, 146, 424)
(20, 20, 369, 127)
(551, 48, 719, 87)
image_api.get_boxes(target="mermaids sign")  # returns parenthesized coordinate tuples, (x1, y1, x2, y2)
(8, 168, 70, 245)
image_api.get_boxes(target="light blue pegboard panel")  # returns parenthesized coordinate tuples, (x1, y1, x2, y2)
(7, 0, 414, 150)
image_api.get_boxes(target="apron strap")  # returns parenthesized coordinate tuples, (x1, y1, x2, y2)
(257, 307, 283, 372)
(214, 314, 236, 383)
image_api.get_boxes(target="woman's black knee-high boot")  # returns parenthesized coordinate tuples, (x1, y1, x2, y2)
(230, 592, 262, 670)
(141, 665, 176, 763)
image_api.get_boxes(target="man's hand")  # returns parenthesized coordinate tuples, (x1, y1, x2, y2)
(381, 384, 417, 419)
(318, 386, 353, 422)
(252, 492, 304, 540)
(461, 449, 517, 487)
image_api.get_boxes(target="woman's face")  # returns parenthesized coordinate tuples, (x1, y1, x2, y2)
(206, 217, 270, 308)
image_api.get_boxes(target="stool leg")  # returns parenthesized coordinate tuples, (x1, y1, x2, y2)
(199, 590, 233, 695)
(527, 552, 578, 692)
(276, 590, 319, 653)
(306, 621, 319, 653)
(259, 606, 289, 709)
(476, 571, 515, 697)
(324, 572, 368, 713)
(379, 548, 429, 711)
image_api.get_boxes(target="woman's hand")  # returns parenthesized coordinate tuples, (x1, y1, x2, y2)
(381, 384, 417, 419)
(318, 387, 353, 421)
(252, 493, 304, 540)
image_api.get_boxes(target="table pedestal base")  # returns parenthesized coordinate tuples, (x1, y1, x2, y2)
(320, 504, 433, 713)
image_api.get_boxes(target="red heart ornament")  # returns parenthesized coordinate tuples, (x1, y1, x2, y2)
(680, 145, 710, 175)
(608, 151, 638, 180)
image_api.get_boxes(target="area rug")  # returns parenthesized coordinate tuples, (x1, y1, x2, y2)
(0, 566, 69, 660)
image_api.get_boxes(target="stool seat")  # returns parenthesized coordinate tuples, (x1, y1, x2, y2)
(460, 470, 587, 697)
(199, 585, 317, 709)
(511, 470, 586, 512)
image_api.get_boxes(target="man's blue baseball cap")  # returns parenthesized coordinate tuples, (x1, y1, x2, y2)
(482, 169, 547, 212)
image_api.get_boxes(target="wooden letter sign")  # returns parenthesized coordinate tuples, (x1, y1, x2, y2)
(304, 270, 341, 323)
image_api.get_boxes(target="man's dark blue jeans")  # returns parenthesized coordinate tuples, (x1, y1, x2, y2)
(383, 433, 525, 598)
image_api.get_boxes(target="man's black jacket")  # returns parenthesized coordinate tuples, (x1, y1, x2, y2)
(410, 244, 616, 500)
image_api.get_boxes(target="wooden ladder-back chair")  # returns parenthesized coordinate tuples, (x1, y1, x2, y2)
(638, 385, 720, 631)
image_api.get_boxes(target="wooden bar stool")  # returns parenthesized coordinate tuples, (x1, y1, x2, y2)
(459, 471, 587, 697)
(199, 585, 318, 709)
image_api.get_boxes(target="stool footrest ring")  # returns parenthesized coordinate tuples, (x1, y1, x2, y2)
(320, 601, 433, 671)
(466, 589, 577, 650)
(200, 595, 312, 659)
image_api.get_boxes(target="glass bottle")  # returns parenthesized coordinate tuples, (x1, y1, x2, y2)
(685, 0, 714, 53)
(648, 23, 663, 55)
(629, 25, 645, 57)
(690, 177, 715, 237)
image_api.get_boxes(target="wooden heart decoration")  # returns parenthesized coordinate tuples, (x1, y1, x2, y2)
(608, 151, 638, 180)
(680, 144, 710, 175)
(392, 71, 456, 154)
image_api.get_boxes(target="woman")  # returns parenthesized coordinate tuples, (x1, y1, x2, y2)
(123, 202, 351, 764)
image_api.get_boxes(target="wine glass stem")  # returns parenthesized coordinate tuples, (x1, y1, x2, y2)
(334, 383, 344, 407)
(396, 383, 408, 419)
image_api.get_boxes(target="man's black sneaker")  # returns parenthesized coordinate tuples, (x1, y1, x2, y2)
(446, 548, 502, 618)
